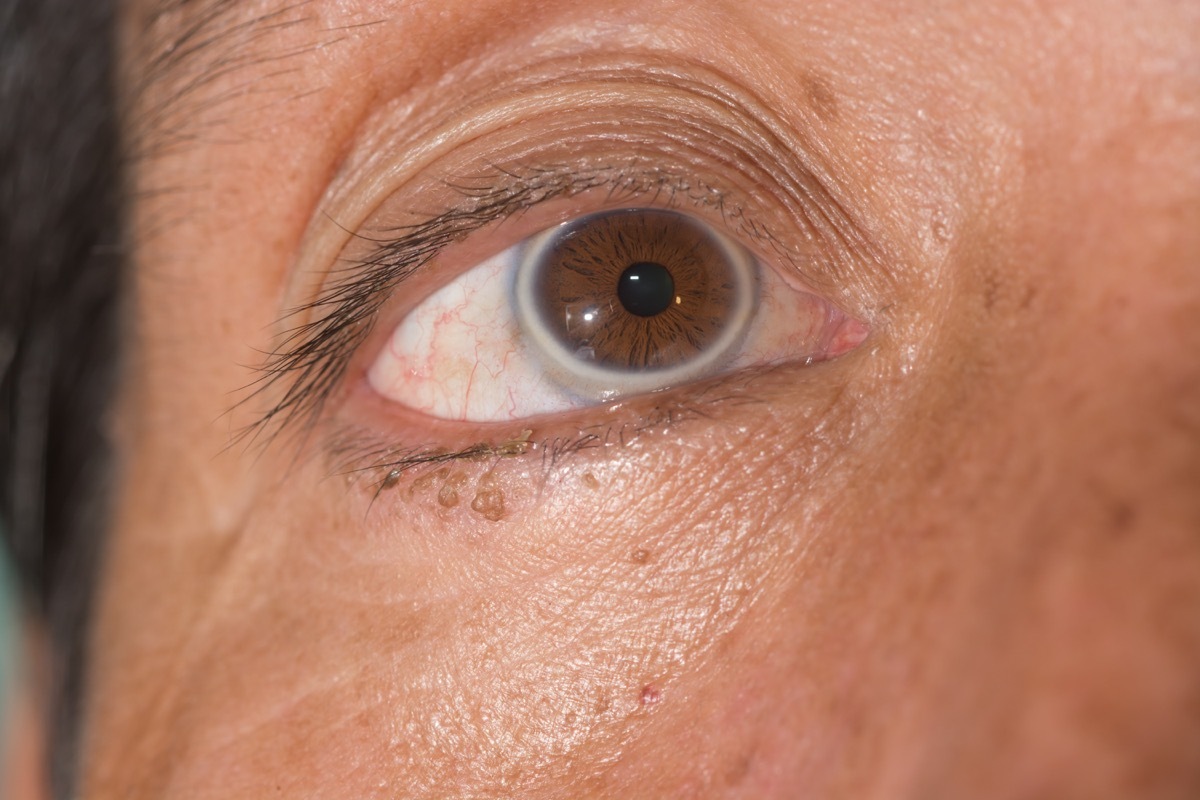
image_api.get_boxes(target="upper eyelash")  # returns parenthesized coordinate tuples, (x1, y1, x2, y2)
(236, 163, 765, 447)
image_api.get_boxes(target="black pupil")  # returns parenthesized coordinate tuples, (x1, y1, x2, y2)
(617, 261, 675, 317)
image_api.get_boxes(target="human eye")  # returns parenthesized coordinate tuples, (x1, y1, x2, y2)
(246, 57, 883, 489)
(367, 206, 864, 422)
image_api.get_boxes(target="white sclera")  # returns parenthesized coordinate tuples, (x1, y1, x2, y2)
(368, 245, 586, 421)
(368, 213, 856, 423)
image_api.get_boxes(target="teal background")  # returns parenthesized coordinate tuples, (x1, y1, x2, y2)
(0, 535, 17, 753)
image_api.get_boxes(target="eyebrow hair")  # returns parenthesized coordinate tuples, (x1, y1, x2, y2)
(127, 0, 326, 161)
(135, 0, 278, 64)
(133, 0, 257, 86)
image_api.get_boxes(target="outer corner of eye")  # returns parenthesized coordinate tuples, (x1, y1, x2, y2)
(367, 207, 866, 424)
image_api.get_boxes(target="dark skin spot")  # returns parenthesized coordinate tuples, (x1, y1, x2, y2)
(471, 487, 505, 521)
(410, 467, 448, 494)
(976, 264, 1039, 318)
(1108, 500, 1136, 540)
(1019, 284, 1039, 311)
(724, 743, 757, 788)
(437, 482, 459, 508)
(982, 268, 1001, 312)
(804, 72, 838, 121)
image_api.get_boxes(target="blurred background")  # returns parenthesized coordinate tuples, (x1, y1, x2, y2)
(1, 535, 25, 795)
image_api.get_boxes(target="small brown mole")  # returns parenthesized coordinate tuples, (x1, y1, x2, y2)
(380, 469, 401, 491)
(437, 483, 459, 508)
(630, 548, 651, 564)
(410, 470, 438, 493)
(581, 471, 600, 490)
(471, 488, 505, 521)
(803, 72, 838, 121)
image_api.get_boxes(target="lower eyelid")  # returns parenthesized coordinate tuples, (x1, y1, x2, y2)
(339, 348, 864, 511)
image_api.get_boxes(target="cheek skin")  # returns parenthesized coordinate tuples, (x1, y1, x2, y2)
(91, 370, 866, 799)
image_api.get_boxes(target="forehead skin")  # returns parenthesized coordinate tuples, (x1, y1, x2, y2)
(86, 0, 1200, 798)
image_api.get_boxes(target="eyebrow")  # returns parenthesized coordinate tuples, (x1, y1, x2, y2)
(135, 0, 294, 66)
(128, 0, 333, 160)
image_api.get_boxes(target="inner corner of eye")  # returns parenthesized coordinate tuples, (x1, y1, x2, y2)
(366, 207, 860, 424)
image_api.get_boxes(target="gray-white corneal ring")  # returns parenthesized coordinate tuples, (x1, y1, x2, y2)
(510, 208, 759, 402)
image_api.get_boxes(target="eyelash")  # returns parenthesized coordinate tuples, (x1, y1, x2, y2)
(240, 163, 780, 451)
(332, 366, 772, 504)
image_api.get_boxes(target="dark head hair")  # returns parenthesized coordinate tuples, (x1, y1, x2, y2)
(1, 0, 122, 795)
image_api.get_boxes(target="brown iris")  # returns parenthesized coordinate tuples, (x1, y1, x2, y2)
(531, 209, 739, 370)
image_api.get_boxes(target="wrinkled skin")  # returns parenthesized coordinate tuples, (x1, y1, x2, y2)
(78, 0, 1199, 798)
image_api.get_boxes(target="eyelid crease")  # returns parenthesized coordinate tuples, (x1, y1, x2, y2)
(295, 54, 882, 301)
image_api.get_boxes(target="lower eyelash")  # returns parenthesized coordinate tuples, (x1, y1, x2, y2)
(334, 365, 775, 512)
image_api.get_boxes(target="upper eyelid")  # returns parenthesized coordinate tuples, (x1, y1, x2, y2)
(360, 163, 770, 288)
(300, 55, 879, 292)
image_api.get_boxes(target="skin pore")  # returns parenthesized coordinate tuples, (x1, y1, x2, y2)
(73, 0, 1199, 797)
